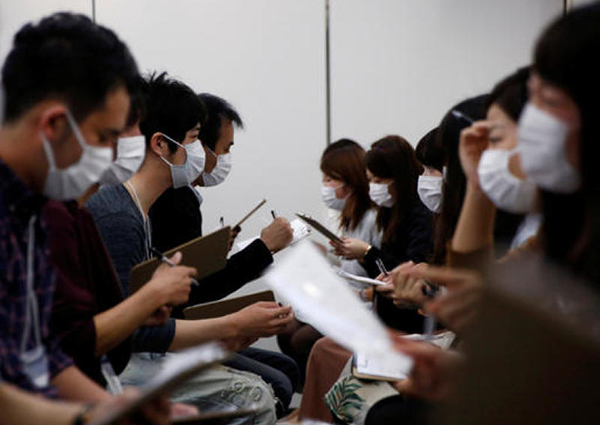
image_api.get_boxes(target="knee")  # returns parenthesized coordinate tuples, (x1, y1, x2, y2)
(225, 371, 278, 419)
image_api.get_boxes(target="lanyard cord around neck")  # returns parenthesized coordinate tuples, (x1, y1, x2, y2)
(126, 181, 152, 260)
(20, 215, 42, 354)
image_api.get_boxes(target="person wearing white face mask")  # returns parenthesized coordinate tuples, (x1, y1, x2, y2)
(332, 135, 433, 332)
(277, 140, 382, 382)
(415, 128, 444, 214)
(0, 11, 176, 423)
(318, 139, 381, 281)
(87, 76, 285, 424)
(149, 92, 299, 418)
(452, 67, 543, 257)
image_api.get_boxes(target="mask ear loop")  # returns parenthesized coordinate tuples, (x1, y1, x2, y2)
(158, 133, 187, 166)
(65, 110, 88, 151)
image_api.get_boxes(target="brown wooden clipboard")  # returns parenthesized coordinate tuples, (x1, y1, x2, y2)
(295, 213, 343, 243)
(129, 227, 231, 293)
(183, 290, 276, 320)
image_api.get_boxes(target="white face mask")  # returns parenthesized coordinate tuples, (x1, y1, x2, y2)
(417, 175, 443, 213)
(99, 135, 146, 185)
(321, 185, 347, 211)
(43, 111, 113, 200)
(369, 182, 394, 208)
(202, 152, 232, 187)
(159, 134, 205, 189)
(517, 102, 580, 193)
(478, 149, 537, 214)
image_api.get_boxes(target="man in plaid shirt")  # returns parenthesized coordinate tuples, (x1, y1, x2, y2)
(0, 12, 139, 403)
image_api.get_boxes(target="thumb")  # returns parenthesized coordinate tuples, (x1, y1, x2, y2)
(169, 251, 182, 265)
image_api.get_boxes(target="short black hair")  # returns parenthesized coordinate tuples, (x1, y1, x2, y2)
(139, 72, 205, 152)
(124, 75, 146, 130)
(485, 67, 530, 122)
(2, 12, 139, 123)
(198, 93, 243, 151)
(415, 128, 443, 172)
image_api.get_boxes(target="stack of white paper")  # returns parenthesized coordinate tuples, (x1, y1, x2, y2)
(265, 241, 413, 376)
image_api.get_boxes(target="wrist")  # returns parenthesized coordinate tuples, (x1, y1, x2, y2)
(139, 280, 169, 310)
(219, 315, 241, 339)
(260, 237, 274, 252)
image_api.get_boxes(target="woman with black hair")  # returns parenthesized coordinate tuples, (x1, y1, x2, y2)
(415, 128, 444, 214)
(333, 135, 433, 332)
(374, 4, 600, 424)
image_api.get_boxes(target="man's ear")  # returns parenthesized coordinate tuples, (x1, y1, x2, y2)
(38, 104, 70, 147)
(149, 132, 167, 158)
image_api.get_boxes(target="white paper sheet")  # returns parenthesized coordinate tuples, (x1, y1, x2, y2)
(265, 240, 413, 376)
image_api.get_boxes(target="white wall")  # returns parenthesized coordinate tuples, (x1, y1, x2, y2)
(0, 0, 567, 238)
(329, 0, 564, 147)
(96, 0, 327, 239)
(0, 0, 91, 63)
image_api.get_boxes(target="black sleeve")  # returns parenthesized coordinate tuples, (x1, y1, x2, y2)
(172, 239, 273, 318)
(404, 203, 433, 264)
(363, 203, 433, 277)
(150, 187, 203, 252)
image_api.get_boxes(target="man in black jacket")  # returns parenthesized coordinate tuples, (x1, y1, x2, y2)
(149, 93, 299, 417)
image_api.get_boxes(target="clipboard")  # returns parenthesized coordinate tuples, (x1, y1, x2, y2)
(295, 213, 343, 243)
(90, 343, 230, 425)
(234, 199, 267, 229)
(129, 227, 231, 293)
(183, 290, 276, 320)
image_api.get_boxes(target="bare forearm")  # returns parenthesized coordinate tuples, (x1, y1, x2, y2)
(451, 181, 496, 254)
(94, 286, 164, 356)
(51, 366, 112, 403)
(0, 383, 83, 425)
(169, 317, 238, 351)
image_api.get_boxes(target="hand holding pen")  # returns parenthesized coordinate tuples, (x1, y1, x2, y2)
(150, 247, 200, 287)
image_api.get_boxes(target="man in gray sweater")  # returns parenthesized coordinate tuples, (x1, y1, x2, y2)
(88, 73, 294, 424)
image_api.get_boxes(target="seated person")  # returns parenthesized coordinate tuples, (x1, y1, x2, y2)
(0, 11, 140, 404)
(333, 136, 433, 332)
(87, 73, 293, 424)
(150, 92, 293, 309)
(278, 139, 381, 382)
(149, 92, 299, 416)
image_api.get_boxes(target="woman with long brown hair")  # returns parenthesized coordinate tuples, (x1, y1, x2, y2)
(334, 135, 434, 331)
(277, 139, 381, 384)
(320, 139, 381, 277)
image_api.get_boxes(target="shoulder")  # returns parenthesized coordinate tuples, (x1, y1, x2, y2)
(408, 201, 432, 222)
(87, 185, 131, 219)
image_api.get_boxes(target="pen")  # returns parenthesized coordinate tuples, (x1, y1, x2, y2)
(422, 281, 439, 340)
(271, 210, 278, 219)
(421, 280, 440, 298)
(375, 258, 389, 277)
(150, 247, 199, 286)
(451, 109, 475, 124)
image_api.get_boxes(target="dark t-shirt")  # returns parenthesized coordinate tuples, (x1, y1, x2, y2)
(150, 186, 274, 317)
